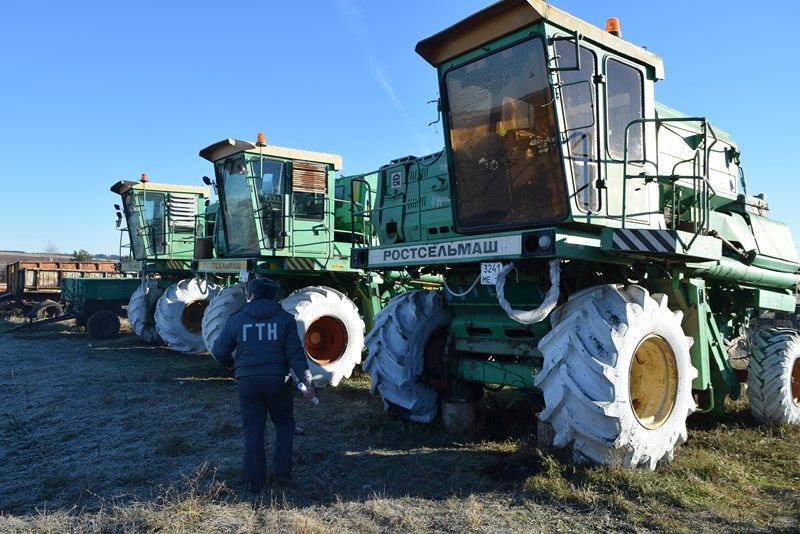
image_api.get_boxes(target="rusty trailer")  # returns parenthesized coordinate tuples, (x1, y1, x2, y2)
(4, 261, 118, 298)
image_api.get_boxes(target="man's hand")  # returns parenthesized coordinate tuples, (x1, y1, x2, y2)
(301, 384, 317, 401)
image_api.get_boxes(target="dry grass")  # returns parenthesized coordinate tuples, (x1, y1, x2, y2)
(1, 320, 799, 532)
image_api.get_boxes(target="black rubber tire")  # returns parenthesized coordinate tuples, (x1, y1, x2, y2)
(363, 290, 449, 423)
(749, 328, 800, 425)
(28, 299, 63, 320)
(535, 284, 696, 469)
(87, 310, 121, 340)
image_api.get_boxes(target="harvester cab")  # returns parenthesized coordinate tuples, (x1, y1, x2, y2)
(110, 176, 211, 343)
(146, 133, 395, 390)
(198, 135, 350, 259)
(357, 0, 800, 469)
(111, 176, 210, 270)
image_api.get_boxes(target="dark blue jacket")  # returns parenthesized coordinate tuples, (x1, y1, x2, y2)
(211, 298, 312, 383)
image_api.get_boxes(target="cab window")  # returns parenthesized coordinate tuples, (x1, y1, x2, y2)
(293, 192, 324, 220)
(556, 41, 599, 212)
(607, 59, 644, 161)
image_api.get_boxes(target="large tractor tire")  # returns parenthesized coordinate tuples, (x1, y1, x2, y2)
(127, 280, 164, 344)
(363, 290, 449, 423)
(86, 310, 121, 340)
(535, 284, 696, 469)
(201, 284, 247, 354)
(748, 328, 800, 425)
(155, 278, 220, 354)
(282, 286, 365, 387)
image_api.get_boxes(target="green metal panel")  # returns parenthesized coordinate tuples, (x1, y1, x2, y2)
(450, 311, 547, 358)
(119, 259, 193, 275)
(661, 278, 711, 392)
(750, 288, 796, 312)
(553, 230, 608, 262)
(356, 151, 452, 246)
(656, 278, 740, 409)
(749, 254, 800, 274)
(60, 278, 141, 304)
(453, 358, 538, 389)
(708, 211, 757, 256)
(748, 214, 800, 263)
(655, 102, 737, 147)
(454, 337, 541, 358)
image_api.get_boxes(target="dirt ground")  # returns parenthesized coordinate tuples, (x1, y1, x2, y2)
(0, 319, 798, 533)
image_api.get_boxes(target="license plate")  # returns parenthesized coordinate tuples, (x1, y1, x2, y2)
(480, 262, 502, 285)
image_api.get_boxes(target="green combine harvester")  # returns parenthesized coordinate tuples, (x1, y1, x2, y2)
(353, 0, 800, 468)
(111, 176, 214, 344)
(149, 134, 419, 387)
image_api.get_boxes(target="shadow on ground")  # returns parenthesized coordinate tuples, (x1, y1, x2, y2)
(2, 322, 799, 532)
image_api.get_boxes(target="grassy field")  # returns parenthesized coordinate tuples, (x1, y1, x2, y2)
(0, 319, 798, 532)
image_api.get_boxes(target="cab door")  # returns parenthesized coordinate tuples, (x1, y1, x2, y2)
(289, 160, 331, 257)
(603, 57, 654, 226)
(555, 40, 601, 216)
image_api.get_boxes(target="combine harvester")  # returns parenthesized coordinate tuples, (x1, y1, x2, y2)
(111, 176, 213, 344)
(354, 0, 800, 468)
(152, 134, 421, 387)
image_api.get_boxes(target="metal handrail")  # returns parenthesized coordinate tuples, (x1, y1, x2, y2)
(253, 199, 336, 253)
(349, 178, 375, 247)
(622, 116, 719, 250)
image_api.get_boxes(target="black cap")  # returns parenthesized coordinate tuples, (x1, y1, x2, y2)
(250, 277, 280, 300)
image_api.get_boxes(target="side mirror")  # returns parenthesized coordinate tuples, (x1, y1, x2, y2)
(202, 176, 212, 186)
(116, 212, 123, 228)
(114, 204, 121, 211)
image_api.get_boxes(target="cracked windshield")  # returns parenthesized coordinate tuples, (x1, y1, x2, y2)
(445, 37, 567, 230)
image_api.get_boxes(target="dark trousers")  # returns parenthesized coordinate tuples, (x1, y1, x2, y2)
(237, 376, 295, 490)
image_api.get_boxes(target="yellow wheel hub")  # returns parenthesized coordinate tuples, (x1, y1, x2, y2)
(629, 335, 679, 430)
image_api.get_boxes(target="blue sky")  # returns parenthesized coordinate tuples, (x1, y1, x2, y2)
(1, 1, 799, 254)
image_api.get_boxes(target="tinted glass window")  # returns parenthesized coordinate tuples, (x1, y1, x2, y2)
(219, 156, 260, 256)
(607, 59, 644, 160)
(293, 192, 324, 220)
(142, 192, 166, 255)
(445, 38, 567, 230)
(122, 192, 145, 260)
(334, 184, 345, 209)
(123, 191, 166, 257)
(556, 42, 599, 212)
(251, 157, 285, 249)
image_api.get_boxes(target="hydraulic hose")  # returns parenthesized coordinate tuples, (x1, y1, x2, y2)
(495, 259, 562, 324)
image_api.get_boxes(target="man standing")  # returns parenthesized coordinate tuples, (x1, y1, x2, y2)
(212, 277, 316, 493)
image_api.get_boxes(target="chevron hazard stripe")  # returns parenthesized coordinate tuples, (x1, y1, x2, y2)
(285, 258, 317, 271)
(611, 229, 678, 253)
